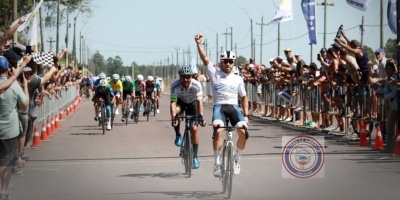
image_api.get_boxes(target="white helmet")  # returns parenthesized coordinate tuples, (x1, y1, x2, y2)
(121, 76, 125, 81)
(99, 72, 106, 79)
(99, 79, 108, 87)
(147, 76, 154, 81)
(125, 75, 132, 82)
(220, 51, 236, 60)
(112, 74, 120, 80)
(137, 74, 144, 81)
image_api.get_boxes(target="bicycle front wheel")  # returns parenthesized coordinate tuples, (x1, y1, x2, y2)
(184, 129, 192, 178)
(101, 106, 106, 135)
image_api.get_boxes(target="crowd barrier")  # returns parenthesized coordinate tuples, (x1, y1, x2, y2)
(200, 79, 399, 153)
(30, 84, 81, 147)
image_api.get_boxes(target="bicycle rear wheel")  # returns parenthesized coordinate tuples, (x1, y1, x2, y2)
(134, 101, 140, 124)
(146, 100, 151, 121)
(153, 101, 156, 116)
(110, 105, 115, 130)
(124, 100, 129, 126)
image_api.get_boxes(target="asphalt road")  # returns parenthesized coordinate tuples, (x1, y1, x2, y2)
(10, 94, 400, 200)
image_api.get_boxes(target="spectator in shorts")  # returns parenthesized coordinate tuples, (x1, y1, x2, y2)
(0, 56, 29, 200)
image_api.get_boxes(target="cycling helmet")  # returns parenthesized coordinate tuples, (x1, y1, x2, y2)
(99, 79, 108, 87)
(137, 74, 144, 81)
(147, 76, 154, 81)
(99, 72, 106, 79)
(112, 74, 120, 80)
(178, 66, 193, 75)
(121, 76, 125, 81)
(125, 75, 132, 82)
(220, 51, 236, 60)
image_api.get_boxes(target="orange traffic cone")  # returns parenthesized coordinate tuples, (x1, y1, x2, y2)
(358, 122, 369, 146)
(46, 118, 52, 137)
(55, 114, 60, 129)
(66, 105, 71, 116)
(31, 124, 42, 147)
(74, 100, 78, 110)
(40, 122, 49, 142)
(373, 126, 384, 150)
(59, 109, 64, 120)
(393, 131, 400, 157)
(51, 116, 55, 133)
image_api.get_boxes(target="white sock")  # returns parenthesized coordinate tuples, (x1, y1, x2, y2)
(235, 149, 243, 162)
(214, 151, 221, 165)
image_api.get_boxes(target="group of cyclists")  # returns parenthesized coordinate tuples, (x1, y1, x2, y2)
(80, 33, 250, 178)
(85, 72, 162, 130)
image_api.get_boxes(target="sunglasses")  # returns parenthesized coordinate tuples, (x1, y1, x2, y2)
(223, 60, 234, 64)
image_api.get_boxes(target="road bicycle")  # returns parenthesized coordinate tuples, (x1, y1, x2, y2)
(213, 119, 248, 199)
(123, 95, 132, 126)
(98, 100, 106, 135)
(175, 114, 199, 178)
(131, 97, 140, 124)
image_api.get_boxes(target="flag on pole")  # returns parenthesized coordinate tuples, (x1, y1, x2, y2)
(346, 0, 371, 12)
(301, 0, 317, 45)
(10, 0, 43, 32)
(268, 0, 293, 25)
(387, 0, 397, 34)
(28, 14, 38, 46)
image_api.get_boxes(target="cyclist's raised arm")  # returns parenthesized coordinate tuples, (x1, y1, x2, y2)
(195, 33, 210, 66)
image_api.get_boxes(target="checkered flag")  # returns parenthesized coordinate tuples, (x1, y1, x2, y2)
(32, 52, 54, 67)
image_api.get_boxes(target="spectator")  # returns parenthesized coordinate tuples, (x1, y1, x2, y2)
(381, 60, 399, 153)
(374, 48, 388, 79)
(0, 17, 25, 52)
(0, 56, 29, 200)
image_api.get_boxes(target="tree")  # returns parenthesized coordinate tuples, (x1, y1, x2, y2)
(384, 38, 398, 61)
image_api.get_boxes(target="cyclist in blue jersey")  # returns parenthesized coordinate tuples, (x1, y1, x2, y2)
(195, 33, 249, 177)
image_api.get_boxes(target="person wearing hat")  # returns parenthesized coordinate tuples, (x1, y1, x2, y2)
(284, 48, 297, 65)
(0, 55, 29, 200)
(374, 48, 388, 79)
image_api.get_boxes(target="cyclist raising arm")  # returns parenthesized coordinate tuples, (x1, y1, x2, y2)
(170, 66, 206, 169)
(194, 33, 249, 177)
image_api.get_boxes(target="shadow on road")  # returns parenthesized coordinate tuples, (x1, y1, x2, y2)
(135, 190, 225, 199)
(118, 172, 189, 179)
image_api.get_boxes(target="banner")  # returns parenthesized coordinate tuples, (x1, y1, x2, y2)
(346, 0, 371, 12)
(10, 0, 43, 32)
(268, 0, 293, 25)
(301, 0, 317, 45)
(387, 0, 397, 34)
(28, 14, 38, 46)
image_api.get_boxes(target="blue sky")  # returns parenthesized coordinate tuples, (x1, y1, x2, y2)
(53, 0, 395, 66)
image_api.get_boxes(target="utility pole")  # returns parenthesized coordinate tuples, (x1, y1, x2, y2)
(360, 16, 365, 47)
(256, 16, 267, 64)
(379, 0, 383, 48)
(222, 28, 230, 50)
(39, 7, 45, 52)
(317, 1, 335, 48)
(73, 16, 77, 67)
(12, 0, 18, 43)
(65, 5, 69, 67)
(47, 37, 55, 52)
(56, 0, 61, 55)
(277, 23, 280, 56)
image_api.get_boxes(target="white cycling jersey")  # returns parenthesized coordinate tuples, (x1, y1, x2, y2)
(206, 62, 246, 105)
(170, 79, 203, 104)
